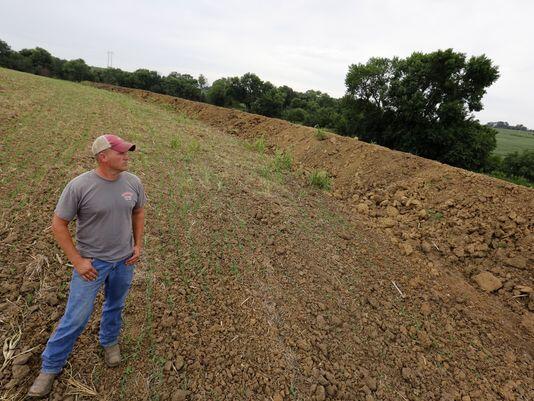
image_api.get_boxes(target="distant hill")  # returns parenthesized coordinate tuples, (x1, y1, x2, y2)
(487, 121, 533, 133)
(493, 128, 534, 156)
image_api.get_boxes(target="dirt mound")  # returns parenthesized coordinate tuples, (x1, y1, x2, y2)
(94, 83, 533, 316)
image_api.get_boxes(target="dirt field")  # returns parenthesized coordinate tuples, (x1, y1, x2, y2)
(1, 68, 532, 400)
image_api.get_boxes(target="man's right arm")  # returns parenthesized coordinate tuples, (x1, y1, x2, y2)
(52, 213, 97, 281)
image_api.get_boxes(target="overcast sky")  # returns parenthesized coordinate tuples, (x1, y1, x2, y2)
(1, 0, 533, 127)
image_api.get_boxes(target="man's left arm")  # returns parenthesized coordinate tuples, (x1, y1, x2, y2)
(126, 207, 145, 265)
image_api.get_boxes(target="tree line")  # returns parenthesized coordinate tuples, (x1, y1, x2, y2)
(486, 121, 533, 133)
(1, 39, 531, 185)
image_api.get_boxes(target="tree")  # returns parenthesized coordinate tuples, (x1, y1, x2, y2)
(92, 67, 131, 86)
(207, 78, 231, 106)
(62, 59, 93, 81)
(0, 40, 13, 68)
(251, 83, 285, 118)
(239, 73, 264, 112)
(502, 150, 534, 181)
(162, 72, 202, 101)
(345, 57, 395, 110)
(19, 47, 54, 75)
(282, 108, 308, 124)
(198, 74, 208, 90)
(278, 85, 297, 108)
(344, 49, 500, 170)
(129, 69, 162, 92)
(50, 57, 66, 78)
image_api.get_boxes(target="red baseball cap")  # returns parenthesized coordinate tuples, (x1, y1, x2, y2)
(92, 134, 136, 155)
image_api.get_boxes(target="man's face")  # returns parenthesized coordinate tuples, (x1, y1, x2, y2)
(100, 149, 129, 171)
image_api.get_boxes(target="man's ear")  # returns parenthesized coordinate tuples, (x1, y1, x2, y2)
(97, 149, 109, 163)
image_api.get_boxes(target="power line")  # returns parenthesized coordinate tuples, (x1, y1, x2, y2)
(107, 51, 114, 68)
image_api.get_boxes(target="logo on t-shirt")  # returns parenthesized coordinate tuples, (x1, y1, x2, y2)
(121, 191, 133, 201)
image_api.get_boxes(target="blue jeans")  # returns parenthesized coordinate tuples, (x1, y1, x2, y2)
(41, 257, 134, 374)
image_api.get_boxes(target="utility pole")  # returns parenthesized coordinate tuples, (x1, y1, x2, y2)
(107, 51, 114, 68)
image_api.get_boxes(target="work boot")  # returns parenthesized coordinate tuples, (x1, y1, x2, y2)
(103, 344, 121, 367)
(27, 372, 57, 397)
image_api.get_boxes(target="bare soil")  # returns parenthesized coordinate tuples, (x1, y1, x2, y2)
(0, 70, 532, 401)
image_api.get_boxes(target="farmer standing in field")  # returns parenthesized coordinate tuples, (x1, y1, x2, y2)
(28, 134, 146, 397)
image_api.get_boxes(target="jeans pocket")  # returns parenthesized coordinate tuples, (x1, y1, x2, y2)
(91, 258, 105, 270)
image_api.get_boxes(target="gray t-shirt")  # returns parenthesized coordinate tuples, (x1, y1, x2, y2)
(55, 170, 147, 262)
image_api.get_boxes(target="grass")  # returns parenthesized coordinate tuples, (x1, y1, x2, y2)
(428, 210, 444, 220)
(245, 136, 266, 153)
(181, 138, 201, 162)
(170, 137, 182, 149)
(494, 128, 534, 156)
(258, 149, 293, 182)
(65, 363, 98, 398)
(273, 150, 292, 172)
(314, 127, 328, 141)
(488, 171, 534, 188)
(308, 169, 331, 190)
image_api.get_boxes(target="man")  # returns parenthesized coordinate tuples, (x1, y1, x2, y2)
(28, 134, 146, 397)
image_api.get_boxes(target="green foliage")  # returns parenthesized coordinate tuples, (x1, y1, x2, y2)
(480, 149, 534, 186)
(440, 124, 497, 171)
(501, 150, 534, 181)
(206, 73, 341, 127)
(162, 72, 202, 101)
(282, 107, 308, 124)
(480, 154, 503, 173)
(488, 121, 532, 131)
(250, 83, 285, 118)
(0, 40, 11, 60)
(315, 127, 327, 141)
(206, 78, 231, 106)
(245, 137, 266, 153)
(91, 67, 130, 86)
(345, 57, 394, 109)
(272, 150, 292, 172)
(62, 59, 93, 81)
(0, 40, 16, 70)
(344, 49, 500, 170)
(428, 210, 444, 220)
(239, 72, 264, 112)
(129, 69, 162, 92)
(19, 47, 53, 75)
(489, 171, 533, 188)
(309, 170, 331, 190)
(258, 149, 293, 182)
(197, 74, 208, 90)
(187, 139, 201, 154)
(170, 137, 182, 150)
(0, 42, 62, 77)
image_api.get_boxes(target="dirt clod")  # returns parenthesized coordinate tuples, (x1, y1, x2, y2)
(171, 389, 190, 401)
(315, 385, 326, 401)
(12, 352, 32, 365)
(11, 364, 30, 380)
(175, 355, 185, 371)
(473, 271, 503, 292)
(273, 393, 284, 401)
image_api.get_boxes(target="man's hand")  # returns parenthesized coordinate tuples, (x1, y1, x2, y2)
(125, 245, 141, 266)
(74, 257, 98, 281)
